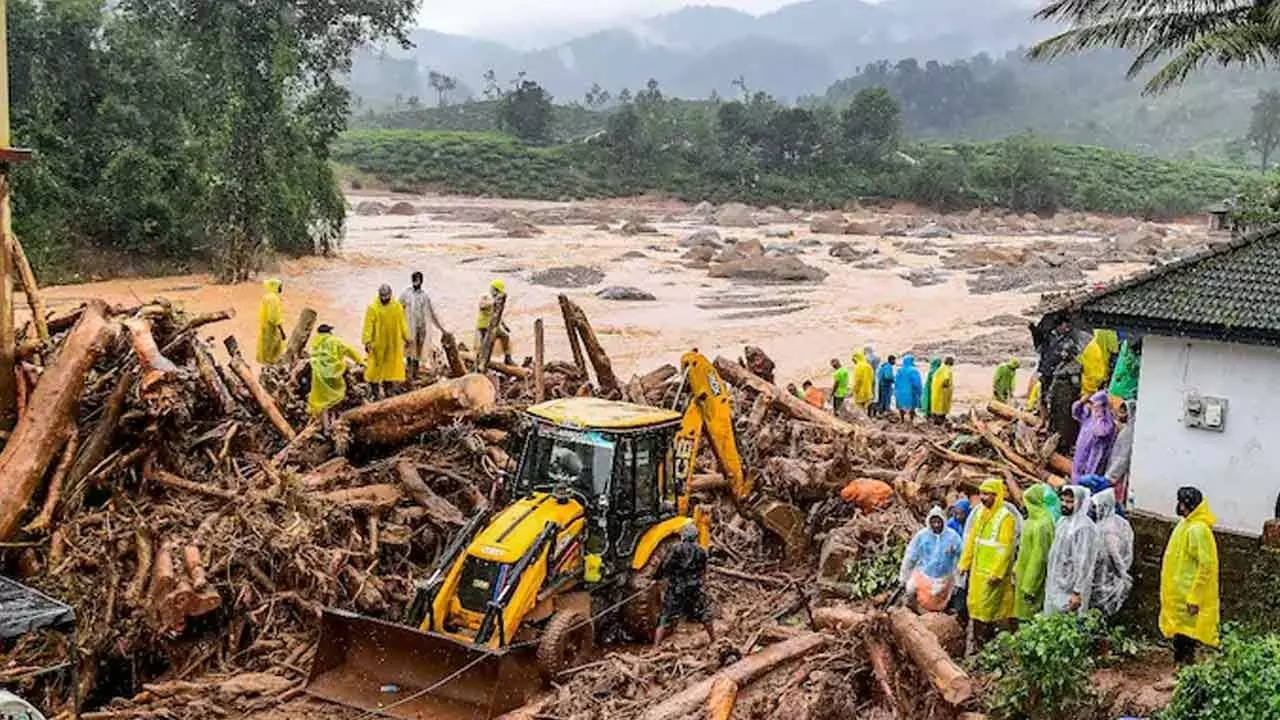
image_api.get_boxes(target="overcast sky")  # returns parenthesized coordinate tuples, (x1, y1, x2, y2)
(420, 0, 797, 43)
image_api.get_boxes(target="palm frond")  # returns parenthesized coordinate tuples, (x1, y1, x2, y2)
(1028, 9, 1243, 62)
(1143, 23, 1280, 91)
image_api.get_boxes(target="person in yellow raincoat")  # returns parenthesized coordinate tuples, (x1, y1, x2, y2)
(1161, 486, 1220, 664)
(476, 279, 513, 366)
(851, 351, 875, 411)
(958, 477, 1017, 650)
(256, 278, 286, 365)
(929, 356, 955, 423)
(1079, 329, 1119, 398)
(362, 284, 410, 395)
(1025, 377, 1042, 414)
(308, 324, 363, 428)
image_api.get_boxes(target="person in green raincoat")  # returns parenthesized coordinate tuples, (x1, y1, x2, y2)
(920, 356, 942, 417)
(1013, 484, 1056, 621)
(308, 324, 364, 428)
(958, 478, 1018, 650)
(1108, 339, 1141, 401)
(992, 358, 1019, 403)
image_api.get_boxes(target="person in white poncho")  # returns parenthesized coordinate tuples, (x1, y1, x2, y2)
(1090, 488, 1134, 616)
(1044, 485, 1100, 615)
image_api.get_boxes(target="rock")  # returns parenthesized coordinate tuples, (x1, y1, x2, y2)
(1114, 229, 1164, 253)
(683, 246, 715, 263)
(528, 209, 568, 225)
(708, 256, 828, 283)
(910, 223, 954, 239)
(680, 228, 723, 249)
(736, 238, 766, 258)
(596, 286, 657, 301)
(766, 244, 808, 256)
(810, 211, 847, 235)
(855, 257, 899, 270)
(387, 201, 417, 216)
(494, 212, 543, 238)
(1037, 252, 1067, 268)
(619, 209, 651, 225)
(845, 220, 886, 236)
(765, 228, 796, 239)
(621, 221, 658, 235)
(354, 200, 387, 216)
(829, 242, 873, 262)
(692, 201, 715, 217)
(801, 237, 822, 246)
(900, 267, 947, 287)
(715, 202, 758, 228)
(896, 240, 940, 257)
(615, 250, 648, 261)
(530, 266, 605, 288)
(1077, 256, 1099, 271)
(713, 247, 747, 264)
(594, 223, 612, 231)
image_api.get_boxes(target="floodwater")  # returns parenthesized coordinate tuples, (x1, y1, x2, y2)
(37, 193, 1171, 407)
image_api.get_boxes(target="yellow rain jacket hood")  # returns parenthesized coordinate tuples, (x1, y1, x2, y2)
(362, 294, 410, 383)
(852, 351, 875, 406)
(1080, 329, 1119, 397)
(256, 278, 285, 364)
(308, 333, 363, 416)
(1160, 499, 1220, 647)
(959, 478, 1017, 622)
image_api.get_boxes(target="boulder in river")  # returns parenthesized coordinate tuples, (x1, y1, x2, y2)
(735, 238, 766, 258)
(810, 211, 847, 235)
(764, 228, 796, 239)
(683, 246, 715, 264)
(829, 242, 874, 262)
(354, 201, 388, 216)
(708, 256, 828, 283)
(910, 223, 954, 239)
(387, 201, 418, 216)
(621, 220, 658, 235)
(530, 266, 605, 288)
(680, 228, 723, 248)
(596, 286, 657, 301)
(715, 202, 758, 228)
(495, 212, 543, 238)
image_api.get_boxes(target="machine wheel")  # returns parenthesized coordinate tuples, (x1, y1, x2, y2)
(537, 609, 593, 681)
(622, 537, 675, 642)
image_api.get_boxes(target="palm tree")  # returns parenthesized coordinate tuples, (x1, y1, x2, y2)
(1028, 0, 1280, 94)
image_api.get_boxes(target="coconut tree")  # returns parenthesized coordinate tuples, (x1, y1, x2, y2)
(1029, 0, 1280, 93)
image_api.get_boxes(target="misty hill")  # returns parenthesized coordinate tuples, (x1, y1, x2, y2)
(350, 0, 1048, 104)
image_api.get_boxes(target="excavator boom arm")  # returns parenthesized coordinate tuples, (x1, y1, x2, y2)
(673, 352, 750, 503)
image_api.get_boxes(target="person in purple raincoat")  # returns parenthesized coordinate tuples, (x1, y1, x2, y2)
(1071, 391, 1116, 481)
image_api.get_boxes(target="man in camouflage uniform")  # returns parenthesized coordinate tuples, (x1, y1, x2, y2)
(653, 523, 715, 644)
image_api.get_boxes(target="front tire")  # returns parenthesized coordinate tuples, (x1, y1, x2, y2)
(537, 608, 593, 681)
(623, 538, 676, 642)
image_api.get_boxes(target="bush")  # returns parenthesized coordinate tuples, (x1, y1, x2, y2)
(1158, 631, 1280, 720)
(977, 611, 1107, 720)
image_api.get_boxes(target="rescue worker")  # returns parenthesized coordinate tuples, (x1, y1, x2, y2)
(1091, 489, 1134, 617)
(1071, 391, 1117, 481)
(920, 356, 941, 418)
(852, 350, 875, 412)
(256, 278, 286, 365)
(399, 271, 445, 381)
(1160, 486, 1220, 664)
(958, 478, 1017, 651)
(1079, 329, 1120, 398)
(831, 358, 851, 415)
(947, 498, 972, 538)
(476, 279, 513, 366)
(898, 507, 964, 612)
(1037, 317, 1083, 445)
(1025, 377, 1041, 414)
(362, 284, 410, 397)
(1108, 338, 1141, 401)
(787, 383, 802, 400)
(1013, 484, 1055, 622)
(894, 354, 923, 424)
(873, 355, 896, 417)
(803, 380, 824, 409)
(1044, 485, 1099, 615)
(929, 356, 955, 423)
(1105, 400, 1136, 506)
(993, 358, 1019, 403)
(654, 522, 714, 645)
(307, 324, 363, 430)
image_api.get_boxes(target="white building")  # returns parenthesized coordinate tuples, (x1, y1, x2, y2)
(1072, 229, 1280, 536)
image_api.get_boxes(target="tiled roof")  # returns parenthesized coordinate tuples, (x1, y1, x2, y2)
(1064, 227, 1280, 345)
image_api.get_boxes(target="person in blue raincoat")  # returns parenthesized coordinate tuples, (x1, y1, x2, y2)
(873, 355, 897, 417)
(899, 507, 964, 612)
(895, 354, 924, 423)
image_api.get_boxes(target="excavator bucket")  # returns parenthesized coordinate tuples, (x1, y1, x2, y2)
(306, 609, 543, 720)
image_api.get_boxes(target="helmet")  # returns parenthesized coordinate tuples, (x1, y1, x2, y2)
(490, 279, 506, 294)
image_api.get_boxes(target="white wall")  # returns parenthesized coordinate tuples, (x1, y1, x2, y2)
(1131, 335, 1280, 535)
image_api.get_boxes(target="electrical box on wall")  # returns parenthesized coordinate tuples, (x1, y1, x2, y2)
(1184, 393, 1228, 432)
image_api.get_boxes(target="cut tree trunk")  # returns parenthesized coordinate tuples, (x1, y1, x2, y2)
(335, 374, 497, 449)
(639, 633, 827, 720)
(811, 607, 870, 632)
(867, 638, 899, 706)
(395, 459, 465, 527)
(988, 400, 1039, 427)
(440, 331, 466, 379)
(22, 430, 78, 534)
(706, 677, 737, 720)
(124, 317, 180, 386)
(181, 545, 221, 617)
(558, 295, 619, 394)
(282, 308, 317, 364)
(888, 608, 973, 705)
(459, 351, 529, 378)
(713, 356, 857, 436)
(475, 293, 507, 372)
(1049, 453, 1074, 477)
(559, 298, 588, 376)
(224, 337, 296, 441)
(192, 339, 236, 416)
(65, 370, 131, 498)
(533, 318, 545, 403)
(318, 484, 403, 512)
(0, 301, 112, 541)
(9, 234, 48, 344)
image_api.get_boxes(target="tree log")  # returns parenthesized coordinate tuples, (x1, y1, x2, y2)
(888, 608, 973, 705)
(125, 529, 154, 607)
(987, 400, 1039, 427)
(640, 364, 678, 390)
(224, 336, 296, 441)
(22, 429, 78, 534)
(395, 460, 465, 527)
(8, 235, 48, 343)
(335, 374, 496, 448)
(1049, 453, 1073, 477)
(558, 295, 619, 393)
(475, 293, 507, 372)
(459, 350, 529, 378)
(159, 309, 237, 355)
(192, 339, 236, 416)
(533, 318, 545, 402)
(639, 633, 827, 720)
(559, 298, 588, 376)
(867, 638, 899, 706)
(440, 331, 466, 379)
(282, 307, 317, 364)
(706, 677, 737, 720)
(181, 545, 221, 617)
(0, 301, 111, 541)
(811, 607, 871, 632)
(318, 484, 403, 512)
(125, 317, 180, 388)
(145, 462, 236, 502)
(894, 446, 929, 503)
(65, 371, 131, 498)
(713, 356, 858, 435)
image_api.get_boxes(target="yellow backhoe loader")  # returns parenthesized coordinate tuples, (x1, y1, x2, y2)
(305, 351, 804, 719)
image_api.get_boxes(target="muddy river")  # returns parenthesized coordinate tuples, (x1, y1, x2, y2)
(37, 193, 1182, 407)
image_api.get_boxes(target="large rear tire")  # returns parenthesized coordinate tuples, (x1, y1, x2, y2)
(537, 608, 593, 682)
(623, 537, 675, 642)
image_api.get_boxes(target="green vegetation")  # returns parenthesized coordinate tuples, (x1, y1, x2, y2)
(977, 611, 1109, 720)
(1158, 630, 1280, 720)
(351, 100, 610, 141)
